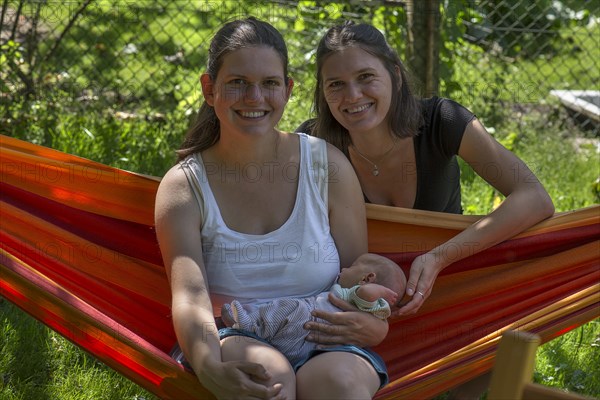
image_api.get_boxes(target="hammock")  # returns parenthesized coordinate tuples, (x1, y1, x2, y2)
(1, 134, 598, 400)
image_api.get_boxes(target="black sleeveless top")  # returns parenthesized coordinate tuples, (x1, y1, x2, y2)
(296, 97, 476, 214)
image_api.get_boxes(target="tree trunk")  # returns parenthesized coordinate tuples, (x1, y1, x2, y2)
(407, 0, 440, 97)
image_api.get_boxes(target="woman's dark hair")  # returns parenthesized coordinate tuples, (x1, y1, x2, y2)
(312, 21, 422, 156)
(177, 17, 290, 160)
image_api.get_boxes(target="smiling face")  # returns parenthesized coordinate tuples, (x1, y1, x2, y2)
(201, 46, 292, 137)
(320, 47, 394, 136)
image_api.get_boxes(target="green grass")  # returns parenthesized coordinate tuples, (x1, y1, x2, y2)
(460, 107, 600, 214)
(0, 299, 158, 400)
(534, 321, 600, 394)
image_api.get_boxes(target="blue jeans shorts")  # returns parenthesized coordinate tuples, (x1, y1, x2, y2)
(170, 327, 389, 389)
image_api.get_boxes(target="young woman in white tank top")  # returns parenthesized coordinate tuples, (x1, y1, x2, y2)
(154, 18, 388, 399)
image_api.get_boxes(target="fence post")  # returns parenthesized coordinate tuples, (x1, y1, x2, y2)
(406, 0, 440, 97)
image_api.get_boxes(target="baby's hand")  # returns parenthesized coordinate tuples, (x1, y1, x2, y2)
(357, 283, 398, 304)
(381, 286, 398, 305)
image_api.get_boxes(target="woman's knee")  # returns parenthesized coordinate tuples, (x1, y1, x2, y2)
(221, 336, 296, 395)
(296, 352, 379, 399)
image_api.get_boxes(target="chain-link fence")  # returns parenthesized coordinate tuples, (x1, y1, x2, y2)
(2, 0, 598, 134)
(453, 0, 599, 133)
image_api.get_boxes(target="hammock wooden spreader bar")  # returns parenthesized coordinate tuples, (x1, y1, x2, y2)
(1, 135, 599, 400)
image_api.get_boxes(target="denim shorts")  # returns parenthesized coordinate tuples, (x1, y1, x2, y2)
(171, 327, 389, 388)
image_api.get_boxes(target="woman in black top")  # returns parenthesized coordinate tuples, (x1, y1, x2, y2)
(297, 22, 554, 398)
(297, 20, 554, 319)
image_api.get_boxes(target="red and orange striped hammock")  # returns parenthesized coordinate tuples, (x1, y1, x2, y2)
(1, 134, 599, 399)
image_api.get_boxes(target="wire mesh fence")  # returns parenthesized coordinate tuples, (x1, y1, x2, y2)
(1, 0, 598, 134)
(454, 0, 599, 133)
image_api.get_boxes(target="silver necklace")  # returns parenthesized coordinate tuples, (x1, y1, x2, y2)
(351, 138, 397, 176)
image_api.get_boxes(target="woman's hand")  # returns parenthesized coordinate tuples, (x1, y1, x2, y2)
(394, 252, 443, 316)
(304, 294, 388, 347)
(199, 359, 286, 400)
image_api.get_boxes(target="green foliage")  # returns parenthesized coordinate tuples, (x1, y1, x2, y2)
(0, 40, 24, 93)
(442, 38, 516, 128)
(470, 0, 564, 58)
(441, 0, 599, 130)
(3, 92, 185, 176)
(439, 0, 471, 94)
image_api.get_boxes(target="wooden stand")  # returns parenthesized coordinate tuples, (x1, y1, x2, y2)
(488, 330, 593, 400)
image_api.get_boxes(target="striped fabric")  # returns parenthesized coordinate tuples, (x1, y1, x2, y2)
(224, 296, 326, 365)
(1, 134, 598, 400)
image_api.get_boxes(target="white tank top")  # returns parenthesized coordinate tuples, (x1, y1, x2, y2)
(180, 133, 340, 306)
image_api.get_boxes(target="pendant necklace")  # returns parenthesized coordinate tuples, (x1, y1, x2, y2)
(351, 137, 397, 176)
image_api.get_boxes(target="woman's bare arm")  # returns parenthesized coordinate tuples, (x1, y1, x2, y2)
(155, 166, 281, 398)
(397, 118, 554, 315)
(305, 144, 388, 347)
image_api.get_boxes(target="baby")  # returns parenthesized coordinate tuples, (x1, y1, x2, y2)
(221, 253, 406, 365)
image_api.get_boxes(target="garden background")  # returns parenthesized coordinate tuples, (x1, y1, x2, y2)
(1, 0, 599, 399)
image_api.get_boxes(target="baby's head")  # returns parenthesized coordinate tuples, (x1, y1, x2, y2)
(338, 253, 406, 296)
